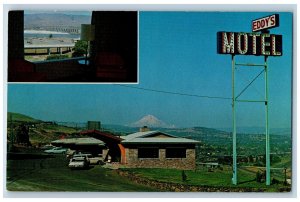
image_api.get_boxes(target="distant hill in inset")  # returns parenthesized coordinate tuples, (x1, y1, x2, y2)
(24, 13, 91, 30)
(7, 112, 42, 123)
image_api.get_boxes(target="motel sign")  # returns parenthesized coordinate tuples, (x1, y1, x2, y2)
(216, 14, 283, 186)
(217, 32, 282, 56)
(252, 14, 279, 32)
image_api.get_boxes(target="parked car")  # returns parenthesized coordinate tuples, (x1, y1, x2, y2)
(40, 144, 56, 150)
(44, 147, 68, 154)
(68, 156, 89, 169)
(73, 153, 103, 165)
(66, 149, 76, 159)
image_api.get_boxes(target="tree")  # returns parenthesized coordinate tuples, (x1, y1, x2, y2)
(46, 54, 69, 60)
(15, 124, 31, 146)
(181, 170, 187, 182)
(249, 155, 254, 163)
(271, 155, 281, 164)
(72, 40, 88, 57)
(256, 171, 261, 182)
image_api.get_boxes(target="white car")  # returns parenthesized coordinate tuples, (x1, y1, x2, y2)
(73, 153, 103, 165)
(68, 156, 89, 169)
(40, 144, 56, 150)
(44, 147, 68, 154)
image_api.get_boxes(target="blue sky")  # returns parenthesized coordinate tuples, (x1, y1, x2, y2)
(8, 12, 292, 129)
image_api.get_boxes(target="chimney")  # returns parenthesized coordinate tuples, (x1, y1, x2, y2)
(87, 121, 101, 130)
(140, 126, 150, 132)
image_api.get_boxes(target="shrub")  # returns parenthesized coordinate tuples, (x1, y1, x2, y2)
(181, 170, 187, 182)
(256, 171, 262, 183)
(72, 40, 88, 57)
(46, 54, 69, 61)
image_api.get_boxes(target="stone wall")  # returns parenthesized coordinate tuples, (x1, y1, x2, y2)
(116, 170, 291, 192)
(124, 146, 196, 170)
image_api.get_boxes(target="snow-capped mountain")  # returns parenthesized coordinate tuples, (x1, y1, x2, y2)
(130, 115, 175, 128)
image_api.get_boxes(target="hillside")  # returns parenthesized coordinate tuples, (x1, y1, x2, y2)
(24, 13, 91, 29)
(161, 127, 231, 146)
(7, 112, 79, 145)
(7, 112, 42, 123)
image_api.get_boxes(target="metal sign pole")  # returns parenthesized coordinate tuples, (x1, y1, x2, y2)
(232, 54, 237, 185)
(265, 56, 271, 185)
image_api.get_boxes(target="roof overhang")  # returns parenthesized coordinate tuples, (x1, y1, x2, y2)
(121, 138, 200, 145)
(80, 129, 123, 143)
(51, 137, 105, 146)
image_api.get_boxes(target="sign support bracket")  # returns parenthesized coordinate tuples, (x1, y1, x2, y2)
(231, 55, 270, 186)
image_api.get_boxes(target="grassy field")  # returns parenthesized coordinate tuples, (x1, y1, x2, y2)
(6, 155, 158, 192)
(121, 167, 291, 192)
(7, 112, 41, 123)
(39, 124, 78, 134)
(29, 124, 80, 145)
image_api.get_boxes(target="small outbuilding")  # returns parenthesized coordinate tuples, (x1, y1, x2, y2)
(51, 137, 106, 157)
(120, 131, 199, 170)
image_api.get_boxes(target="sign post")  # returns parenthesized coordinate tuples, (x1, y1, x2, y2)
(217, 14, 281, 186)
(232, 54, 237, 185)
(265, 55, 270, 185)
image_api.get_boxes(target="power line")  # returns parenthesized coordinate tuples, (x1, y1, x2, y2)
(116, 84, 231, 100)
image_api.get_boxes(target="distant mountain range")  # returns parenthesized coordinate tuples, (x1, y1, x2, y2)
(24, 13, 91, 30)
(8, 112, 291, 137)
(6, 111, 292, 157)
(7, 112, 291, 157)
(218, 127, 291, 135)
(128, 115, 176, 129)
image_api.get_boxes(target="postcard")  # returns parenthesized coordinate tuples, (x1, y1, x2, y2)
(6, 9, 293, 193)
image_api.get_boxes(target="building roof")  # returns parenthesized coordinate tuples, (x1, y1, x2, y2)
(51, 137, 105, 146)
(80, 129, 123, 142)
(121, 131, 199, 144)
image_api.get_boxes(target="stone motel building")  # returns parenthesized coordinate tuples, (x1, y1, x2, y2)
(53, 127, 199, 170)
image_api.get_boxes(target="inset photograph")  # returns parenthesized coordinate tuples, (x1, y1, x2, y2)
(8, 11, 138, 83)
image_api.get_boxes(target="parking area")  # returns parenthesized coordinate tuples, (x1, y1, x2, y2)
(6, 154, 157, 191)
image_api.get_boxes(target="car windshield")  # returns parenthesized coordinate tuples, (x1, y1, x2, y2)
(74, 159, 84, 162)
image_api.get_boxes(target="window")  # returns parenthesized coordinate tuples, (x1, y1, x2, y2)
(138, 147, 159, 158)
(23, 10, 92, 62)
(166, 148, 186, 158)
